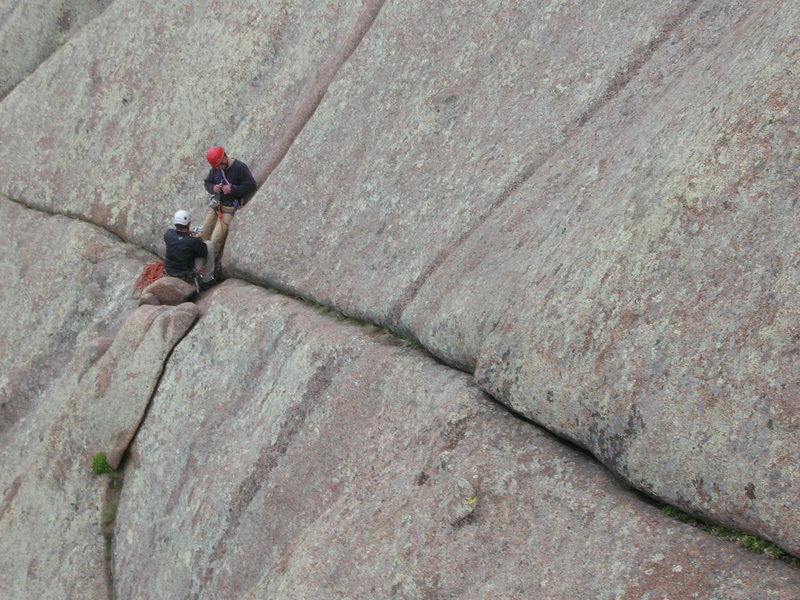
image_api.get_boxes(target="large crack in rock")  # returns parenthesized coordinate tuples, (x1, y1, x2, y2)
(112, 281, 800, 598)
(0, 200, 155, 599)
(227, 0, 800, 554)
(0, 201, 798, 598)
(1, 0, 799, 596)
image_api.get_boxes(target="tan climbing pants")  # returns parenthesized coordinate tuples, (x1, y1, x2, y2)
(200, 205, 236, 258)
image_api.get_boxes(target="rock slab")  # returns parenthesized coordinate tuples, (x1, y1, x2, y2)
(0, 201, 187, 599)
(113, 283, 800, 599)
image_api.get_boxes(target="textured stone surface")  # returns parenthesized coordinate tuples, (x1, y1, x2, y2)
(82, 302, 200, 469)
(230, 0, 708, 318)
(0, 199, 151, 439)
(142, 275, 196, 306)
(0, 302, 198, 600)
(114, 282, 800, 599)
(0, 0, 374, 248)
(0, 0, 112, 98)
(225, 1, 800, 553)
(417, 4, 800, 554)
(0, 200, 168, 600)
(0, 0, 799, 597)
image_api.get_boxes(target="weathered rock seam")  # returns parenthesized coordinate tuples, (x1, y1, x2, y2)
(385, 0, 705, 334)
(251, 0, 387, 187)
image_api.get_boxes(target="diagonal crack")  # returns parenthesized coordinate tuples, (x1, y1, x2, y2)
(99, 311, 203, 599)
(2, 193, 159, 262)
(251, 0, 387, 188)
(2, 1, 389, 262)
(385, 0, 704, 333)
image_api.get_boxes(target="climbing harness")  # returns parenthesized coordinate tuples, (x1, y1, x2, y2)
(214, 168, 239, 221)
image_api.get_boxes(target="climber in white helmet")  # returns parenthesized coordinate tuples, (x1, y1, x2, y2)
(164, 209, 215, 291)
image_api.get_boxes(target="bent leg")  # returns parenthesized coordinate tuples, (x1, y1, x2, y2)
(194, 241, 215, 283)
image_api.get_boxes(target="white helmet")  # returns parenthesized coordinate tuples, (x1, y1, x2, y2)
(173, 210, 191, 226)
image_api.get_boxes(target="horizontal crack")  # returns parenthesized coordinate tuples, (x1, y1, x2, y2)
(1, 193, 159, 260)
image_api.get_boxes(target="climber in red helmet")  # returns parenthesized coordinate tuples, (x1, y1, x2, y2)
(201, 146, 256, 260)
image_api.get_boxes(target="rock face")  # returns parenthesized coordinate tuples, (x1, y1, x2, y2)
(0, 201, 189, 599)
(0, 0, 112, 98)
(0, 300, 199, 600)
(82, 302, 200, 469)
(0, 201, 151, 439)
(140, 275, 196, 306)
(113, 282, 800, 599)
(229, 0, 800, 554)
(1, 0, 799, 598)
(0, 0, 376, 244)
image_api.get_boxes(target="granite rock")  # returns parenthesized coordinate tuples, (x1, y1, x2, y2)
(0, 200, 170, 600)
(141, 276, 196, 306)
(0, 0, 112, 98)
(0, 1, 799, 597)
(226, 0, 800, 554)
(113, 283, 800, 599)
(0, 0, 377, 248)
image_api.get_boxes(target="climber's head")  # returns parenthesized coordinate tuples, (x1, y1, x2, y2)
(173, 209, 191, 230)
(206, 146, 227, 169)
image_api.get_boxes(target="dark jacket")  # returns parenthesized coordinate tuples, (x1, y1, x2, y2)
(164, 228, 208, 277)
(203, 159, 256, 207)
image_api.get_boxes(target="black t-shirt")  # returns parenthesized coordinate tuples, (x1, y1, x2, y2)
(163, 228, 208, 277)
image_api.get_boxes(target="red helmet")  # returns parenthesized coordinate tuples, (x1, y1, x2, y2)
(206, 146, 225, 168)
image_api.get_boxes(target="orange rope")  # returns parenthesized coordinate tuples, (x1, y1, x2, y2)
(132, 261, 165, 298)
